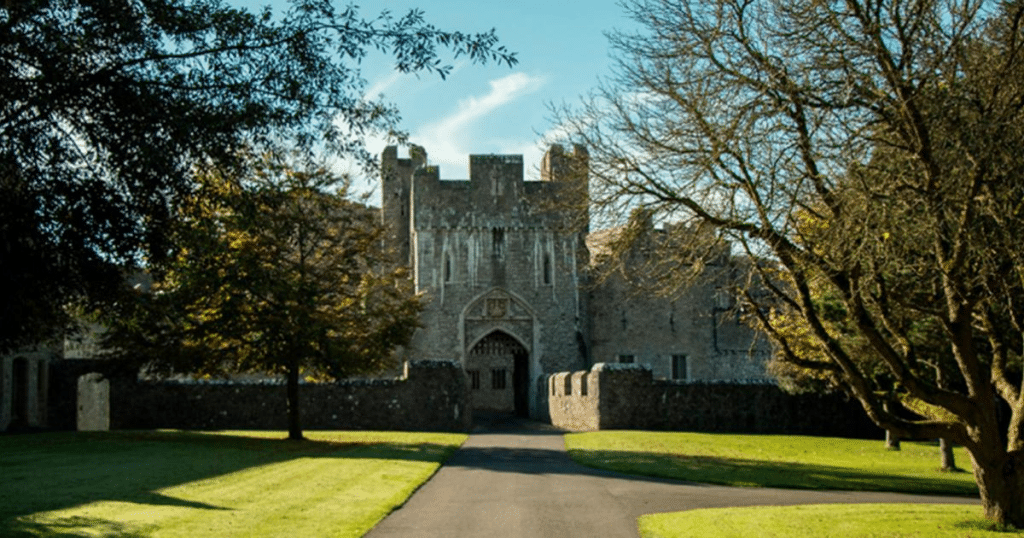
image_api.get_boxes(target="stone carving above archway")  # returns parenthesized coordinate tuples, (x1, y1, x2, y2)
(463, 288, 533, 323)
(461, 288, 535, 357)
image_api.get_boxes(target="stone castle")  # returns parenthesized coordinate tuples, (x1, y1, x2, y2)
(381, 145, 770, 420)
(0, 144, 771, 432)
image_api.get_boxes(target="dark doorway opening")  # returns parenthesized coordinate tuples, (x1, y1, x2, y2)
(512, 348, 529, 417)
(468, 331, 530, 418)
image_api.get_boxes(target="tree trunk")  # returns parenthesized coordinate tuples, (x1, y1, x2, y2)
(971, 450, 1024, 528)
(286, 359, 303, 441)
(883, 401, 900, 450)
(885, 429, 901, 450)
(939, 438, 960, 472)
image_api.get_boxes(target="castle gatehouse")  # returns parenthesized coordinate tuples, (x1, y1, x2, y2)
(381, 145, 771, 420)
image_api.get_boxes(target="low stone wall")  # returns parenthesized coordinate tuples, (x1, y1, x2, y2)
(55, 360, 470, 432)
(549, 363, 881, 438)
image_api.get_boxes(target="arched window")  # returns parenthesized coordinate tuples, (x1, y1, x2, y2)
(492, 228, 504, 258)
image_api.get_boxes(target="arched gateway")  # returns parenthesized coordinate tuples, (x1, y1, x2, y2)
(466, 331, 530, 417)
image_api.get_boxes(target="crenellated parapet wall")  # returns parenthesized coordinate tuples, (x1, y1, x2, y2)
(548, 363, 880, 438)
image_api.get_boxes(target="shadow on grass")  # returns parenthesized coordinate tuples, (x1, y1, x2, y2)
(0, 430, 459, 534)
(568, 449, 979, 497)
(5, 517, 150, 538)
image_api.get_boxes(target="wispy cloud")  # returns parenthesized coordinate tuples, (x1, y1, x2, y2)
(363, 71, 404, 100)
(413, 72, 545, 169)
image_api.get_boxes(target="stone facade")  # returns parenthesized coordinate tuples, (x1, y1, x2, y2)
(383, 145, 591, 419)
(587, 241, 771, 382)
(382, 145, 771, 420)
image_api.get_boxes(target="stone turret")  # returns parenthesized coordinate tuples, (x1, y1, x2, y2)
(381, 145, 427, 266)
(541, 144, 588, 183)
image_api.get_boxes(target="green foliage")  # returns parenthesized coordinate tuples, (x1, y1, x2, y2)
(0, 0, 515, 354)
(553, 0, 1024, 524)
(566, 431, 976, 496)
(0, 430, 465, 537)
(103, 154, 422, 437)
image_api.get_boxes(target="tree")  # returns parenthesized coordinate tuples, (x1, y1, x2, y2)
(553, 0, 1024, 525)
(0, 0, 514, 354)
(103, 154, 422, 440)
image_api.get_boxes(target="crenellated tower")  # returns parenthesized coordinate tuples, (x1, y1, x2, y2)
(379, 144, 591, 419)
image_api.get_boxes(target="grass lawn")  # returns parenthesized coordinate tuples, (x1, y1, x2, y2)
(1, 430, 465, 537)
(566, 431, 978, 496)
(639, 504, 1016, 538)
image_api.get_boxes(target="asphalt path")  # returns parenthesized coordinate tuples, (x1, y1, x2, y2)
(366, 417, 980, 537)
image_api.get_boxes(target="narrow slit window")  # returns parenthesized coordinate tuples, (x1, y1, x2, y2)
(671, 354, 688, 381)
(491, 368, 507, 390)
(543, 253, 552, 284)
(492, 228, 504, 257)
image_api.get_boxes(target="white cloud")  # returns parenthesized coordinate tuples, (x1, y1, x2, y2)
(412, 72, 545, 171)
(363, 71, 404, 100)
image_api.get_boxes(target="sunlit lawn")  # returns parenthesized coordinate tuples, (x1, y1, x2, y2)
(639, 504, 1018, 538)
(566, 431, 978, 496)
(1, 430, 465, 537)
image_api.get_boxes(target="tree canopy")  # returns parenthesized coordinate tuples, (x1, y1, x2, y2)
(0, 0, 514, 354)
(102, 154, 423, 439)
(553, 0, 1024, 525)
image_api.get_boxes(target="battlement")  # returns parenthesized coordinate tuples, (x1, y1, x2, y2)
(381, 145, 589, 234)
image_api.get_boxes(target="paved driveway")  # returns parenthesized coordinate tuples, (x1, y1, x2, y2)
(366, 419, 979, 537)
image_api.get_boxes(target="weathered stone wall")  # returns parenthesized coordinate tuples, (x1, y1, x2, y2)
(547, 370, 599, 431)
(1, 348, 53, 431)
(383, 145, 591, 419)
(549, 363, 881, 438)
(587, 244, 772, 383)
(50, 360, 470, 432)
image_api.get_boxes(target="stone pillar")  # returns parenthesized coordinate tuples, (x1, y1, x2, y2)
(77, 372, 110, 431)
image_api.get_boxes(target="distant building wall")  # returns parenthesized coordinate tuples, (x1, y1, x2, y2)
(50, 360, 470, 432)
(549, 363, 880, 438)
(588, 268, 771, 383)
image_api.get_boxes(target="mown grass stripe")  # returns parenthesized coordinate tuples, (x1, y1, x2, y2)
(566, 431, 977, 496)
(3, 430, 465, 538)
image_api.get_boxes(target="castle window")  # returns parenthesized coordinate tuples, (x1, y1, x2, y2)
(492, 228, 504, 258)
(617, 354, 635, 364)
(543, 253, 552, 285)
(468, 369, 480, 390)
(444, 254, 452, 283)
(491, 368, 507, 390)
(671, 354, 688, 381)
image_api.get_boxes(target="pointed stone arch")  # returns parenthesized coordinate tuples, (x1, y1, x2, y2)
(465, 330, 530, 417)
(459, 287, 537, 360)
(459, 287, 540, 417)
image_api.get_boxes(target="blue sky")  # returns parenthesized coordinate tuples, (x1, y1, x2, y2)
(254, 0, 633, 191)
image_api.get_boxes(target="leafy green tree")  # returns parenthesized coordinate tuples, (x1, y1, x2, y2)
(554, 0, 1024, 525)
(103, 154, 422, 440)
(0, 0, 514, 354)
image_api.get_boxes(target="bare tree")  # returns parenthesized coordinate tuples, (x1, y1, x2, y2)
(553, 0, 1024, 525)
